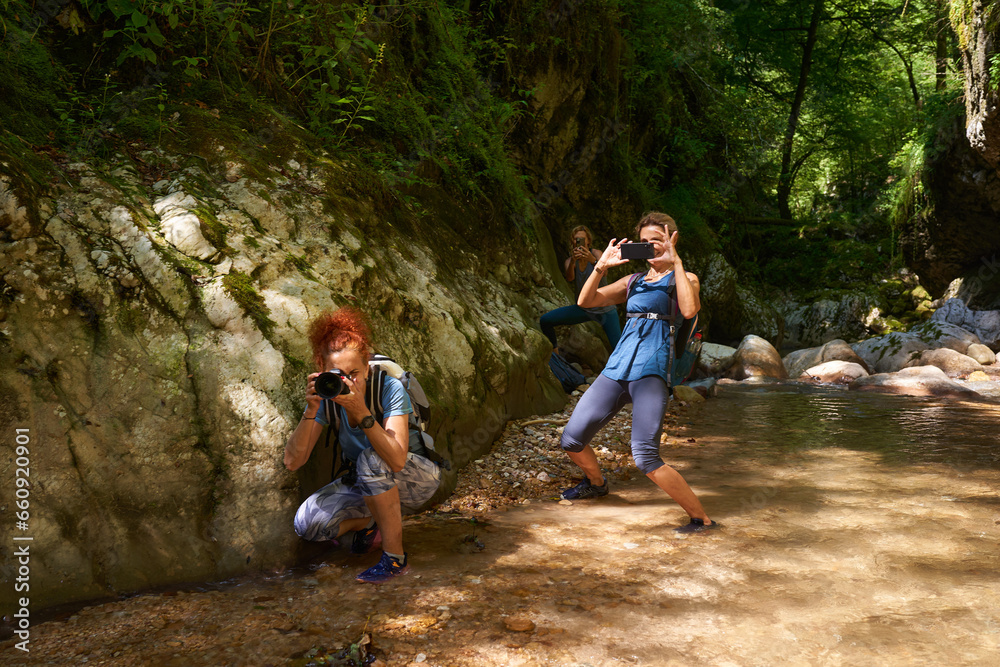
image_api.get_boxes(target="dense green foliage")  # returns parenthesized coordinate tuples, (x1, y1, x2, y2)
(0, 0, 971, 294)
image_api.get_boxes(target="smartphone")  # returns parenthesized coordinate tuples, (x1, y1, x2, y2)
(574, 237, 584, 247)
(619, 242, 655, 260)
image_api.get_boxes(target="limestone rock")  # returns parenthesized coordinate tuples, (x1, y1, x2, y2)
(852, 321, 982, 374)
(685, 377, 718, 398)
(802, 361, 869, 384)
(153, 190, 219, 261)
(1, 150, 567, 612)
(849, 366, 983, 400)
(780, 293, 884, 349)
(697, 342, 736, 377)
(672, 384, 705, 403)
(0, 174, 31, 239)
(966, 343, 997, 366)
(784, 339, 871, 379)
(931, 298, 1000, 347)
(722, 335, 787, 380)
(904, 348, 984, 378)
(851, 332, 929, 374)
(693, 254, 781, 344)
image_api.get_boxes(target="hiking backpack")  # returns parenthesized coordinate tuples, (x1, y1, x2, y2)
(323, 353, 450, 484)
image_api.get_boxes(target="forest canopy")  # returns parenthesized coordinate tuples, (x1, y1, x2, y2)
(0, 0, 968, 293)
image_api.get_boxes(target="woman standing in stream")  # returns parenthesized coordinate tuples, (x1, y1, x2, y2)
(556, 212, 718, 534)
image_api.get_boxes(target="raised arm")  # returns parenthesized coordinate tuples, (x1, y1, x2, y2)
(284, 372, 324, 471)
(577, 238, 631, 309)
(656, 231, 700, 318)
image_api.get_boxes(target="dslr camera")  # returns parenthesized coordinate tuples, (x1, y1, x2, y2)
(315, 369, 351, 399)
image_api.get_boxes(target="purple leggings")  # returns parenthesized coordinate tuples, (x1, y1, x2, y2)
(560, 374, 669, 474)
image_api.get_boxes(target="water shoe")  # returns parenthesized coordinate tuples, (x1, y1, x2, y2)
(560, 476, 609, 500)
(356, 552, 409, 583)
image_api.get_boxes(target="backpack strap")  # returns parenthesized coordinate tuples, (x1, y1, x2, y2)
(625, 271, 643, 298)
(367, 365, 387, 426)
(324, 401, 355, 484)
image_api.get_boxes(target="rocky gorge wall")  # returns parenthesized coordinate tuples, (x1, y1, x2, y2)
(899, 1, 1000, 303)
(0, 135, 573, 610)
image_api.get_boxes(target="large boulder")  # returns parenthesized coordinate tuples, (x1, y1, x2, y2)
(721, 335, 787, 380)
(930, 298, 1000, 348)
(904, 348, 984, 378)
(849, 366, 984, 400)
(852, 321, 982, 373)
(784, 339, 871, 379)
(966, 343, 997, 365)
(851, 332, 930, 374)
(802, 360, 869, 384)
(697, 342, 737, 377)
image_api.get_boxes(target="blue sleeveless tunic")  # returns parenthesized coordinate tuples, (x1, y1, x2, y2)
(601, 272, 682, 384)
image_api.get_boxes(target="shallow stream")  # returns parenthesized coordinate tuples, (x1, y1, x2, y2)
(4, 382, 999, 666)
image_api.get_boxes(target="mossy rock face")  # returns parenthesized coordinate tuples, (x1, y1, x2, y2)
(0, 134, 567, 612)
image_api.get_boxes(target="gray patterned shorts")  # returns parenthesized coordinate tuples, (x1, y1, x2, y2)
(293, 449, 441, 542)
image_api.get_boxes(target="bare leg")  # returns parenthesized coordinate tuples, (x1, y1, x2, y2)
(335, 516, 370, 539)
(646, 465, 711, 524)
(567, 446, 605, 485)
(362, 485, 404, 554)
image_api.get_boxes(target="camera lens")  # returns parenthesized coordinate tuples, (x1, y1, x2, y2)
(315, 371, 349, 399)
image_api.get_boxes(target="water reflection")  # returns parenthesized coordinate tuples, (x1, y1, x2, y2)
(692, 384, 1000, 469)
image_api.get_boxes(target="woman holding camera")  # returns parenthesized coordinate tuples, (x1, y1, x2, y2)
(540, 225, 622, 353)
(557, 212, 717, 534)
(284, 308, 440, 583)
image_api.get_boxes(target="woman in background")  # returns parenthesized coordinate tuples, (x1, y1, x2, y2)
(540, 225, 622, 354)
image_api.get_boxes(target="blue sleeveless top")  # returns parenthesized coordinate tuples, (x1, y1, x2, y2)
(601, 272, 682, 384)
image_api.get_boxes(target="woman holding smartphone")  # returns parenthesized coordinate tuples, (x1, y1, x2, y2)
(540, 225, 622, 354)
(556, 212, 718, 534)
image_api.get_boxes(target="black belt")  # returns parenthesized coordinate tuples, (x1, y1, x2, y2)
(626, 312, 671, 321)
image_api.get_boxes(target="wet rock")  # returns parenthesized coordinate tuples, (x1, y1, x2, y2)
(504, 617, 536, 633)
(904, 348, 984, 377)
(784, 339, 871, 379)
(931, 299, 1000, 347)
(672, 385, 705, 403)
(802, 360, 869, 384)
(849, 366, 984, 399)
(966, 343, 997, 366)
(685, 377, 717, 397)
(697, 342, 736, 376)
(722, 335, 788, 380)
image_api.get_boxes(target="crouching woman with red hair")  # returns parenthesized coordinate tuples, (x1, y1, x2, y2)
(284, 307, 440, 583)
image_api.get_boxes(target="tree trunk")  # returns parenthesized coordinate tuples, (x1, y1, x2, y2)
(777, 0, 825, 220)
(936, 0, 948, 91)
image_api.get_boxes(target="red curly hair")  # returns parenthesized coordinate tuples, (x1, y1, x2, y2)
(308, 307, 372, 371)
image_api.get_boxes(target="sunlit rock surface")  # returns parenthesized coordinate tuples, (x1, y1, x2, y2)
(849, 365, 983, 399)
(802, 360, 869, 384)
(851, 321, 981, 373)
(784, 338, 871, 379)
(903, 347, 984, 378)
(721, 335, 787, 380)
(0, 149, 568, 610)
(931, 297, 1000, 346)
